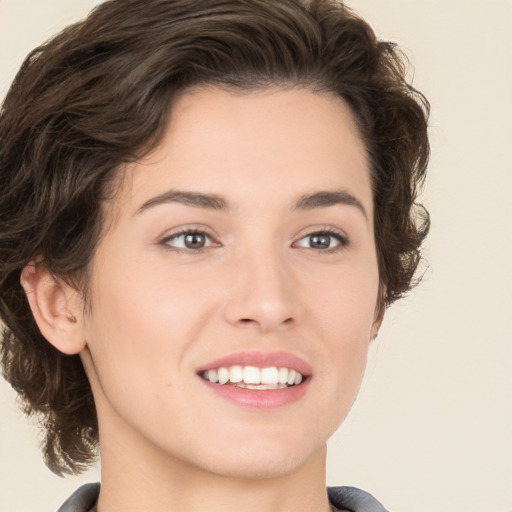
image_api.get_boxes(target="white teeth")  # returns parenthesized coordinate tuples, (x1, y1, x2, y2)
(243, 366, 261, 384)
(229, 365, 243, 383)
(260, 366, 278, 385)
(217, 367, 229, 385)
(278, 367, 289, 384)
(239, 383, 288, 390)
(202, 365, 305, 387)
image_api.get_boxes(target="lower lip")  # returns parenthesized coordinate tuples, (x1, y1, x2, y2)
(200, 379, 310, 409)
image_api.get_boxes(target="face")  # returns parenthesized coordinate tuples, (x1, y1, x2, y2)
(78, 87, 382, 480)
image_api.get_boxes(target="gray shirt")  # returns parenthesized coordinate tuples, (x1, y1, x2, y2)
(57, 483, 389, 512)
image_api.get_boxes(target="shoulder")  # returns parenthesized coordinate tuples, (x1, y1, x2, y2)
(328, 486, 390, 512)
(57, 483, 100, 512)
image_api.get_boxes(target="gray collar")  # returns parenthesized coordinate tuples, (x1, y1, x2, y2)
(57, 483, 389, 512)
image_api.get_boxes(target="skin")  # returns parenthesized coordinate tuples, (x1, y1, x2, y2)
(22, 87, 383, 512)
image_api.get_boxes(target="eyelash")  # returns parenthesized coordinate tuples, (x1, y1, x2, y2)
(159, 228, 216, 253)
(159, 228, 350, 254)
(294, 228, 350, 253)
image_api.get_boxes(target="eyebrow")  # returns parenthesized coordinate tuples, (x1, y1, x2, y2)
(137, 190, 228, 214)
(136, 188, 367, 219)
(293, 190, 368, 219)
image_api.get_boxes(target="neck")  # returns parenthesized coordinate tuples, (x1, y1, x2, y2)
(96, 423, 332, 512)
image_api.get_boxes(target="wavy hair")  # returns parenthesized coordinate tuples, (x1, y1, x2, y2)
(0, 0, 429, 475)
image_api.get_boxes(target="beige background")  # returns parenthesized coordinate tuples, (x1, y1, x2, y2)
(1, 1, 511, 511)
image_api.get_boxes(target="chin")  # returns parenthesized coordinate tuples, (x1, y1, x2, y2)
(184, 431, 327, 481)
(200, 450, 316, 480)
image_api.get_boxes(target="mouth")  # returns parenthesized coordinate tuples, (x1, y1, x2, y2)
(199, 365, 304, 390)
(196, 351, 311, 408)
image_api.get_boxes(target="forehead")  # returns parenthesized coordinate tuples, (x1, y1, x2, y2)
(110, 86, 372, 218)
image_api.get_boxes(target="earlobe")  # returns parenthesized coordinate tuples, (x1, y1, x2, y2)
(20, 262, 86, 355)
(370, 300, 386, 341)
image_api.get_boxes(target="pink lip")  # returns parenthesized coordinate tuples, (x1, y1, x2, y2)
(196, 350, 313, 376)
(196, 350, 313, 409)
(201, 379, 310, 409)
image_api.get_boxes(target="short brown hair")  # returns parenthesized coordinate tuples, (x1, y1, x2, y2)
(0, 0, 429, 475)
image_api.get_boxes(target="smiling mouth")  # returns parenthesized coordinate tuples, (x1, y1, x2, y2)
(199, 365, 305, 390)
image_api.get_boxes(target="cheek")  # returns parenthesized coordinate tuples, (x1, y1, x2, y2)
(84, 255, 218, 381)
(311, 257, 379, 335)
(309, 263, 378, 388)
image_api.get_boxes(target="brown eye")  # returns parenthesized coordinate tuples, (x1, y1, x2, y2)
(295, 230, 348, 251)
(162, 230, 214, 251)
(183, 233, 207, 249)
(309, 234, 332, 249)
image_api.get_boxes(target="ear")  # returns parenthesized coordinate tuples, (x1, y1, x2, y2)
(20, 262, 86, 355)
(370, 298, 386, 341)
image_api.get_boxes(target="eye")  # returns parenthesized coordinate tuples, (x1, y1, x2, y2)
(160, 229, 216, 251)
(294, 230, 349, 251)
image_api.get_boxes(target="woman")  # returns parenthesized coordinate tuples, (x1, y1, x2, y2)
(0, 1, 429, 511)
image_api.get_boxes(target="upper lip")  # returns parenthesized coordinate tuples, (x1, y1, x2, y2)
(196, 350, 313, 377)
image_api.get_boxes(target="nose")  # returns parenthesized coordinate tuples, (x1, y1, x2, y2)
(223, 249, 300, 334)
